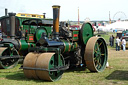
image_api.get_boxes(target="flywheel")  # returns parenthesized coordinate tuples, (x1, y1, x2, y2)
(84, 37, 108, 72)
(80, 22, 93, 45)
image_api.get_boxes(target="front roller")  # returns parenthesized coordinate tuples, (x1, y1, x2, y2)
(84, 37, 108, 72)
(0, 47, 19, 69)
(23, 52, 41, 79)
(23, 52, 65, 81)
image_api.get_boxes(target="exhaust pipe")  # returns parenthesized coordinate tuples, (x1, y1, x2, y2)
(52, 5, 60, 40)
(8, 13, 16, 39)
(5, 8, 8, 16)
(43, 13, 46, 18)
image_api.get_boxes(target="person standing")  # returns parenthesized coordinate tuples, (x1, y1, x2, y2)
(115, 37, 121, 51)
(122, 38, 126, 51)
(112, 35, 115, 47)
(109, 35, 114, 47)
(109, 36, 112, 47)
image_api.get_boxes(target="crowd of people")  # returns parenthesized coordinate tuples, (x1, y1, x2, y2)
(109, 35, 126, 51)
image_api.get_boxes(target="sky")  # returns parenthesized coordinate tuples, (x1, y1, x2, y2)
(0, 0, 128, 21)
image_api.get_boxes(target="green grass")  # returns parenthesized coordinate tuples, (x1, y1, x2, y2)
(0, 56, 128, 85)
(0, 32, 128, 85)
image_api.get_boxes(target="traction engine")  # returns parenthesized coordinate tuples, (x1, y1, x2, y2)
(0, 5, 108, 81)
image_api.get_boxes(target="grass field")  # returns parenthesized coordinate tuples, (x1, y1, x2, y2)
(0, 32, 128, 85)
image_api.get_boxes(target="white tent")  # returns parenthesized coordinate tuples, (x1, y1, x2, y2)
(103, 21, 128, 32)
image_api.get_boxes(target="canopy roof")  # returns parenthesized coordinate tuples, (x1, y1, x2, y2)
(106, 21, 128, 30)
(22, 19, 53, 26)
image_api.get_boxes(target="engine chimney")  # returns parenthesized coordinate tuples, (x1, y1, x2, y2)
(43, 13, 46, 18)
(52, 5, 60, 40)
(5, 8, 8, 16)
(8, 13, 16, 39)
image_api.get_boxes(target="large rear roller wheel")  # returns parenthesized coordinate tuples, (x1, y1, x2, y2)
(23, 52, 64, 81)
(84, 37, 108, 72)
(0, 47, 19, 69)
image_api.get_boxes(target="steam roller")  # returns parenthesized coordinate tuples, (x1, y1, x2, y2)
(21, 5, 108, 81)
(0, 4, 108, 82)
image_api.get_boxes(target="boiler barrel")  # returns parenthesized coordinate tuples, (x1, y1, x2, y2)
(61, 40, 78, 53)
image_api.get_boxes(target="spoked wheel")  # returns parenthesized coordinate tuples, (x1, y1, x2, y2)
(0, 47, 19, 69)
(23, 52, 65, 81)
(84, 37, 108, 72)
